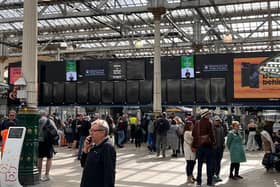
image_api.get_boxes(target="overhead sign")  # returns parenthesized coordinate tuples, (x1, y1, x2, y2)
(234, 56, 280, 99)
(108, 61, 126, 80)
(203, 64, 228, 72)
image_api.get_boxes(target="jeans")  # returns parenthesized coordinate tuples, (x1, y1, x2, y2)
(246, 131, 258, 151)
(117, 130, 125, 146)
(186, 160, 196, 176)
(156, 135, 167, 157)
(213, 147, 224, 176)
(196, 147, 214, 186)
(77, 136, 86, 159)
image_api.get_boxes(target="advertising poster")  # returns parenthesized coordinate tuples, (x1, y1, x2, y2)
(66, 60, 77, 81)
(9, 67, 21, 85)
(181, 55, 194, 78)
(234, 56, 280, 99)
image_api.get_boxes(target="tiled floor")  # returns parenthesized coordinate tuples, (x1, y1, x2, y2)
(20, 144, 280, 187)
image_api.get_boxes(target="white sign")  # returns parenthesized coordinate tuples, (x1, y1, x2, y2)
(0, 127, 26, 187)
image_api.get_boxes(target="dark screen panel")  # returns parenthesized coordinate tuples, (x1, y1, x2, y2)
(108, 61, 126, 80)
(211, 78, 226, 103)
(40, 82, 53, 105)
(167, 79, 180, 104)
(45, 62, 66, 82)
(77, 82, 88, 104)
(181, 79, 195, 103)
(196, 79, 210, 103)
(127, 80, 139, 104)
(88, 81, 101, 104)
(114, 81, 126, 104)
(127, 60, 145, 79)
(101, 81, 113, 104)
(161, 57, 181, 79)
(139, 80, 152, 104)
(65, 82, 76, 104)
(161, 80, 167, 104)
(53, 82, 64, 104)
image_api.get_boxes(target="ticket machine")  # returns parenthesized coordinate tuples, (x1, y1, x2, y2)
(0, 127, 26, 187)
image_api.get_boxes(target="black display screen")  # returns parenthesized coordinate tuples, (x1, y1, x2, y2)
(8, 128, 24, 139)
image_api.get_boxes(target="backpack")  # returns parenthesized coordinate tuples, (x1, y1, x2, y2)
(43, 119, 59, 145)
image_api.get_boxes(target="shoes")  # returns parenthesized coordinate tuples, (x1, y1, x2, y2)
(235, 175, 243, 179)
(229, 175, 237, 180)
(40, 175, 50, 182)
(213, 175, 222, 182)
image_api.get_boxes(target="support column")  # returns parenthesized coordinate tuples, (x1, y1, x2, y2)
(153, 12, 162, 114)
(18, 0, 40, 185)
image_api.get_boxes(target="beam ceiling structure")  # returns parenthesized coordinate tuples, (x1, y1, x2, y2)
(0, 0, 279, 59)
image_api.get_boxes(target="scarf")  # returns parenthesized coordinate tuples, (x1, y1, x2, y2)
(261, 130, 275, 153)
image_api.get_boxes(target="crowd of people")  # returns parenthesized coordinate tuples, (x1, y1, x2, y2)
(0, 109, 280, 187)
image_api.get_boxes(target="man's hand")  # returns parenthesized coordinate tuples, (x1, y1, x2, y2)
(83, 136, 92, 154)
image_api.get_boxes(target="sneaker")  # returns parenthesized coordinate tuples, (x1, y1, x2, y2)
(235, 175, 243, 179)
(216, 176, 222, 182)
(40, 175, 50, 182)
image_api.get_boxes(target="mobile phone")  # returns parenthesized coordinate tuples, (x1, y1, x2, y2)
(87, 137, 92, 144)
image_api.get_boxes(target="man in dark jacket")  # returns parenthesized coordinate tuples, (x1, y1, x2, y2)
(155, 112, 170, 158)
(80, 119, 116, 187)
(192, 109, 215, 187)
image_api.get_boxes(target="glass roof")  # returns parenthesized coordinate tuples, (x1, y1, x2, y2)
(0, 0, 279, 58)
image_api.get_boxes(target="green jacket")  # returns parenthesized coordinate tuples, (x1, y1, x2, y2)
(226, 130, 246, 163)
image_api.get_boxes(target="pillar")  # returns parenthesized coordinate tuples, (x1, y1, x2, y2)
(18, 0, 40, 185)
(153, 11, 162, 114)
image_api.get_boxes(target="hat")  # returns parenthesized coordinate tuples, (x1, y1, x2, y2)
(200, 109, 210, 118)
(213, 115, 222, 122)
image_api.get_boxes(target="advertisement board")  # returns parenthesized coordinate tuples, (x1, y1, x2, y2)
(9, 67, 21, 85)
(181, 55, 194, 78)
(66, 60, 77, 81)
(234, 56, 280, 99)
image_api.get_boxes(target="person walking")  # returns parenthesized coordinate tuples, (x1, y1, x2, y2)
(183, 120, 196, 184)
(80, 119, 116, 187)
(192, 109, 215, 187)
(246, 119, 259, 151)
(227, 121, 246, 180)
(38, 110, 58, 182)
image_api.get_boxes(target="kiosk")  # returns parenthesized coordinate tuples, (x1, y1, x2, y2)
(0, 127, 26, 187)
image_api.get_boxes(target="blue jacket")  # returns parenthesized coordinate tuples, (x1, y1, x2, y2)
(80, 138, 116, 187)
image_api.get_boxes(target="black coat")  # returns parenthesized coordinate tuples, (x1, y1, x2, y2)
(80, 138, 116, 187)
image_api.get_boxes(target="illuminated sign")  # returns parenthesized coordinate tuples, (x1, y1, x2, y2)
(66, 60, 77, 81)
(234, 56, 280, 99)
(9, 67, 21, 85)
(181, 55, 194, 78)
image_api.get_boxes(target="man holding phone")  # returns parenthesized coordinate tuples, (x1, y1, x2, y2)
(80, 119, 116, 187)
